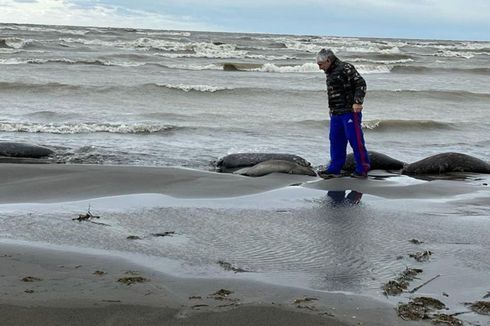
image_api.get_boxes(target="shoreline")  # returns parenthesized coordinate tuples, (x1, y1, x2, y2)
(0, 163, 486, 204)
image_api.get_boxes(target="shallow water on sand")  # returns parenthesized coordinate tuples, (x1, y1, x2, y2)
(1, 183, 488, 296)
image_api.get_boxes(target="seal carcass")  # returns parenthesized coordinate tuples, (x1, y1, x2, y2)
(216, 153, 311, 173)
(234, 159, 317, 177)
(341, 151, 406, 172)
(402, 152, 490, 175)
(0, 142, 54, 158)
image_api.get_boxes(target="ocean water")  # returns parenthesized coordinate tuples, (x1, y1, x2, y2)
(1, 23, 489, 168)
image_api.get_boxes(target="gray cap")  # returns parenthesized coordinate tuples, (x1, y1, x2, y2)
(316, 48, 336, 63)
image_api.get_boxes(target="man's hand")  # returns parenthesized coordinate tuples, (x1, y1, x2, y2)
(352, 104, 363, 112)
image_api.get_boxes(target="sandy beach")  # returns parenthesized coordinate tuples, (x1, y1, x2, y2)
(0, 242, 403, 326)
(0, 163, 489, 325)
(1, 20, 489, 326)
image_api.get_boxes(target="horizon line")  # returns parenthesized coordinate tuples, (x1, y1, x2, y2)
(1, 21, 488, 43)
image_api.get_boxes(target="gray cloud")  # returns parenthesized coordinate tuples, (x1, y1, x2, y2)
(0, 0, 488, 40)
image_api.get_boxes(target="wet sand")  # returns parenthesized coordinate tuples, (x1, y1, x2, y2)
(0, 163, 482, 202)
(0, 163, 489, 325)
(0, 243, 405, 326)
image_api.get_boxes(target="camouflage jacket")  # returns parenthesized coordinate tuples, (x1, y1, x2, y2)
(325, 59, 367, 115)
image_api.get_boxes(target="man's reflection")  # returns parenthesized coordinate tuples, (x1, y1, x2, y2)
(327, 190, 363, 206)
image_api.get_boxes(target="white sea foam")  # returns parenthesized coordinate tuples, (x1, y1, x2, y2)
(412, 41, 490, 52)
(335, 46, 402, 54)
(350, 58, 414, 64)
(60, 37, 248, 58)
(283, 41, 323, 53)
(0, 49, 19, 54)
(0, 57, 143, 67)
(267, 36, 402, 55)
(136, 31, 191, 37)
(355, 64, 393, 74)
(191, 42, 247, 58)
(254, 63, 320, 73)
(154, 50, 247, 59)
(59, 37, 120, 47)
(130, 37, 185, 50)
(250, 62, 391, 74)
(162, 63, 223, 71)
(155, 84, 232, 92)
(245, 54, 297, 60)
(0, 122, 177, 134)
(432, 50, 475, 59)
(0, 58, 26, 65)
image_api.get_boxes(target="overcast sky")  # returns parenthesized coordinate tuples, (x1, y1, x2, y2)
(0, 0, 488, 41)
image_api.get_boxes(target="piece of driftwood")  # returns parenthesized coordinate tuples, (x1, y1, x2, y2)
(409, 274, 441, 294)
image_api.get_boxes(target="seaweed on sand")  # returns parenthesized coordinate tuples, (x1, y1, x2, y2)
(117, 276, 148, 285)
(382, 268, 423, 296)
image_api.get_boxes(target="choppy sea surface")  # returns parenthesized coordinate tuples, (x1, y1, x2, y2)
(1, 23, 489, 167)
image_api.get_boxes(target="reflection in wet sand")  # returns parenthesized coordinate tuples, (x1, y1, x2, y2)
(326, 190, 363, 206)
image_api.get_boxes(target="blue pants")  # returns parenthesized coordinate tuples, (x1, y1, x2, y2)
(327, 112, 370, 175)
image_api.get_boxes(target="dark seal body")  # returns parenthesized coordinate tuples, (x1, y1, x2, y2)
(216, 153, 311, 173)
(0, 142, 54, 158)
(234, 160, 317, 177)
(342, 151, 406, 172)
(402, 152, 490, 175)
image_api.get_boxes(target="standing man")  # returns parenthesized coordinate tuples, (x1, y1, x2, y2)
(317, 48, 370, 178)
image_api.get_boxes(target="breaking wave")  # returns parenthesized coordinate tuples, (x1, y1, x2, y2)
(135, 31, 191, 37)
(0, 37, 34, 49)
(350, 58, 414, 64)
(271, 37, 403, 55)
(150, 83, 233, 93)
(160, 63, 223, 71)
(0, 122, 180, 134)
(254, 63, 319, 73)
(61, 37, 249, 59)
(0, 81, 234, 94)
(430, 50, 490, 59)
(221, 62, 392, 74)
(0, 57, 144, 67)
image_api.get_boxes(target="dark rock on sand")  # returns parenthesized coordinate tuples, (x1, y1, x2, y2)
(342, 151, 406, 172)
(216, 153, 311, 173)
(402, 152, 490, 175)
(0, 142, 54, 158)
